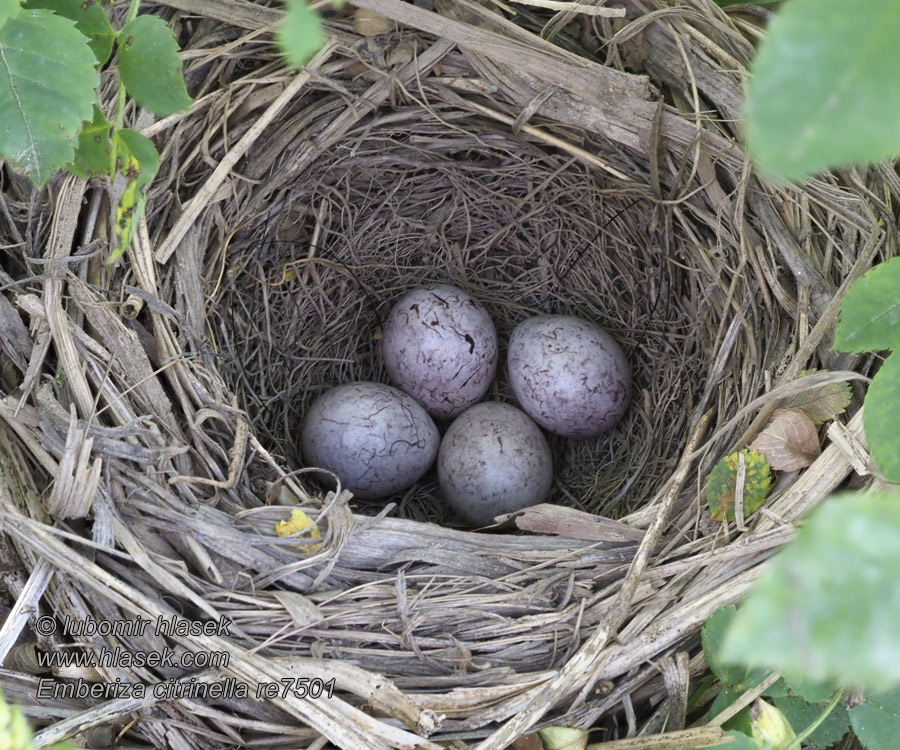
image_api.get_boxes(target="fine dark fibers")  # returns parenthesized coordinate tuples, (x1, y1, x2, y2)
(543, 198, 642, 313)
(542, 196, 672, 392)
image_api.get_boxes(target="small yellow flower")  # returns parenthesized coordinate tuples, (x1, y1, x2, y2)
(275, 509, 322, 553)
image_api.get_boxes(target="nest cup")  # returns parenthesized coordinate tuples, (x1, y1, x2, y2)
(0, 0, 887, 747)
(214, 116, 701, 522)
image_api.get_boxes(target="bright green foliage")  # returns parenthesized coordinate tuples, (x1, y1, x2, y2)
(703, 606, 772, 690)
(780, 676, 835, 704)
(118, 15, 192, 116)
(862, 352, 900, 481)
(746, 0, 900, 180)
(276, 0, 326, 68)
(0, 0, 21, 30)
(849, 688, 900, 750)
(112, 128, 159, 262)
(68, 103, 111, 177)
(721, 492, 900, 692)
(24, 0, 115, 64)
(834, 257, 900, 481)
(706, 450, 772, 522)
(0, 9, 98, 185)
(0, 686, 74, 749)
(771, 696, 848, 748)
(834, 258, 900, 352)
(709, 686, 753, 735)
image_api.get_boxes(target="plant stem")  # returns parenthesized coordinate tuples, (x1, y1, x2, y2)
(785, 690, 843, 750)
(109, 0, 144, 176)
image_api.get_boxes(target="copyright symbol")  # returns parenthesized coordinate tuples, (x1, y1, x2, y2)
(35, 616, 56, 636)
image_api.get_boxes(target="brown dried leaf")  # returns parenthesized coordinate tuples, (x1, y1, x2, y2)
(784, 374, 852, 425)
(353, 8, 393, 36)
(750, 408, 821, 471)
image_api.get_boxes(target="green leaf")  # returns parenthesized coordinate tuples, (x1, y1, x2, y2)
(23, 0, 115, 63)
(0, 8, 98, 185)
(772, 696, 848, 748)
(688, 673, 718, 713)
(0, 0, 21, 31)
(68, 103, 111, 177)
(834, 257, 900, 352)
(118, 15, 192, 116)
(706, 450, 772, 522)
(864, 352, 900, 481)
(746, 0, 900, 180)
(703, 606, 772, 690)
(764, 679, 791, 699)
(111, 128, 158, 262)
(721, 492, 900, 692)
(710, 687, 754, 735)
(782, 676, 836, 705)
(784, 372, 851, 425)
(849, 688, 900, 750)
(276, 0, 326, 68)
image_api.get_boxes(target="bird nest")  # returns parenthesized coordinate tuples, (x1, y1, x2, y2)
(0, 0, 890, 748)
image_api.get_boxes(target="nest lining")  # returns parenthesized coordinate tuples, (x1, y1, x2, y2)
(211, 106, 708, 521)
(0, 0, 892, 748)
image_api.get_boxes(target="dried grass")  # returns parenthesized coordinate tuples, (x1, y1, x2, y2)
(0, 0, 895, 748)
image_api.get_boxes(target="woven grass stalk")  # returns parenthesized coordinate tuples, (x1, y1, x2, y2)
(0, 0, 892, 747)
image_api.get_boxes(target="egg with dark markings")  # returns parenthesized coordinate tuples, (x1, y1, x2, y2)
(438, 402, 553, 527)
(300, 382, 439, 498)
(507, 315, 631, 438)
(382, 285, 498, 419)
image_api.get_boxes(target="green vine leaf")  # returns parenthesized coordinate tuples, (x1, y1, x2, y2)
(24, 0, 115, 64)
(834, 257, 900, 352)
(0, 685, 76, 750)
(863, 351, 900, 481)
(276, 0, 326, 68)
(703, 606, 772, 690)
(849, 688, 900, 750)
(68, 103, 111, 178)
(721, 492, 900, 692)
(709, 686, 754, 735)
(112, 128, 158, 262)
(0, 8, 98, 185)
(746, 0, 900, 180)
(706, 450, 772, 522)
(118, 14, 192, 116)
(772, 695, 849, 749)
(0, 0, 21, 31)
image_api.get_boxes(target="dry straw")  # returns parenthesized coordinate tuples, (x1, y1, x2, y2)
(0, 0, 891, 747)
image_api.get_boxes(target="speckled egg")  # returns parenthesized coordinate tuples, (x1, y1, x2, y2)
(507, 315, 631, 438)
(382, 285, 498, 419)
(438, 402, 553, 527)
(300, 382, 439, 499)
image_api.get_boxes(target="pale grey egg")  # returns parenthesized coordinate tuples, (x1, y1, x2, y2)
(507, 315, 631, 438)
(300, 382, 439, 498)
(382, 285, 498, 419)
(438, 402, 553, 526)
